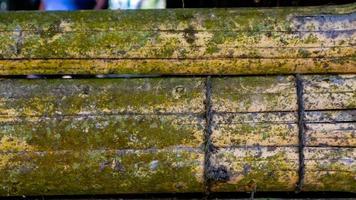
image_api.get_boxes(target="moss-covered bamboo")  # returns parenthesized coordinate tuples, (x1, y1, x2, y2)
(0, 3, 355, 75)
(302, 75, 356, 110)
(0, 75, 355, 195)
(211, 76, 298, 112)
(304, 147, 355, 191)
(0, 78, 205, 116)
(210, 147, 299, 192)
(208, 75, 355, 193)
(0, 149, 205, 195)
(0, 78, 206, 195)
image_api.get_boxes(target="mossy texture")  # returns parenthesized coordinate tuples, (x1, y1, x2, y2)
(0, 78, 205, 116)
(211, 76, 297, 112)
(0, 78, 205, 195)
(0, 3, 354, 75)
(0, 57, 354, 75)
(0, 149, 204, 195)
(305, 123, 355, 147)
(303, 76, 356, 147)
(301, 76, 355, 191)
(0, 115, 205, 151)
(209, 77, 300, 191)
(304, 147, 356, 192)
(304, 110, 356, 123)
(1, 30, 353, 59)
(1, 75, 356, 194)
(210, 147, 299, 192)
(0, 4, 353, 32)
(209, 75, 355, 192)
(303, 75, 356, 110)
(211, 112, 298, 147)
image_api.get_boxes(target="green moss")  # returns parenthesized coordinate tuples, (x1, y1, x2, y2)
(206, 45, 220, 55)
(212, 150, 297, 192)
(1, 78, 205, 115)
(213, 76, 288, 92)
(0, 149, 204, 195)
(211, 76, 296, 112)
(346, 93, 356, 108)
(0, 78, 205, 153)
(0, 8, 353, 74)
(318, 172, 356, 191)
(298, 48, 311, 58)
(222, 124, 294, 145)
(0, 3, 353, 32)
(304, 171, 356, 192)
(0, 115, 204, 151)
(0, 53, 354, 76)
(304, 34, 319, 44)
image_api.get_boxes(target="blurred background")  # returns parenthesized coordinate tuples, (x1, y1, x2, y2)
(0, 0, 354, 11)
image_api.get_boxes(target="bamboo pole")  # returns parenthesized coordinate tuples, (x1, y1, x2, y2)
(0, 3, 355, 75)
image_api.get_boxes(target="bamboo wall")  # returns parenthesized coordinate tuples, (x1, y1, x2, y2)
(0, 3, 355, 196)
(0, 75, 354, 195)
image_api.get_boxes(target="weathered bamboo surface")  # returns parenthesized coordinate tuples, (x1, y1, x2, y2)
(209, 76, 299, 192)
(302, 75, 356, 192)
(0, 74, 354, 196)
(0, 3, 355, 75)
(0, 78, 206, 195)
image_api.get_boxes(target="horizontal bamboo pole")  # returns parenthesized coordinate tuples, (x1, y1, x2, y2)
(0, 149, 205, 194)
(0, 78, 205, 116)
(0, 75, 354, 195)
(0, 3, 355, 75)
